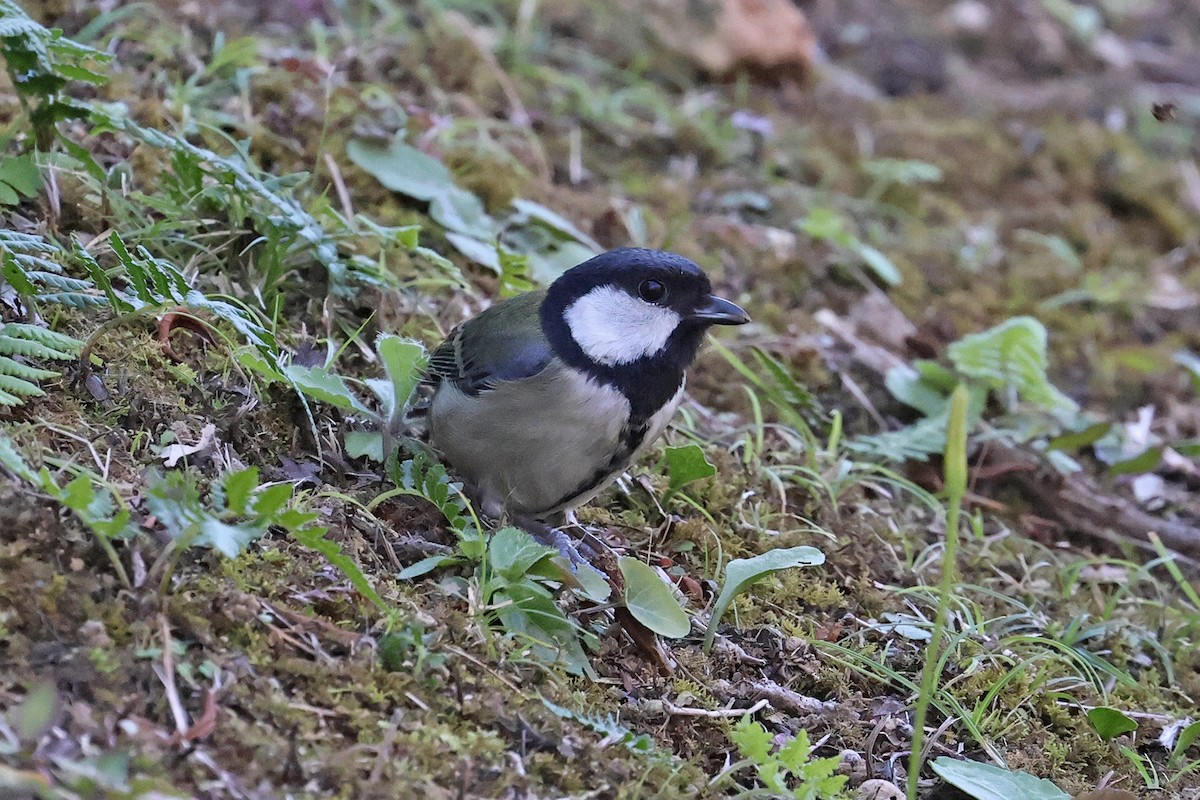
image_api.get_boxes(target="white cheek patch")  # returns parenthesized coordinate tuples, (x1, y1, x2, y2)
(563, 285, 683, 366)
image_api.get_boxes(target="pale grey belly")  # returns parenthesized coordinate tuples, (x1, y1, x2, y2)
(429, 368, 638, 518)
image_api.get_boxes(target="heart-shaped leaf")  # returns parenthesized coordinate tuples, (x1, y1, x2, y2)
(619, 556, 689, 638)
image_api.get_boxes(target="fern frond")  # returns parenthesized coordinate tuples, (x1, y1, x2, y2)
(0, 430, 38, 482)
(0, 322, 80, 408)
(1, 231, 105, 308)
(0, 355, 60, 380)
(73, 233, 276, 357)
(0, 323, 82, 360)
(88, 104, 365, 295)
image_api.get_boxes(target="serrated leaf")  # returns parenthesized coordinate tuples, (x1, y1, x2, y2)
(0, 356, 58, 381)
(494, 582, 592, 676)
(703, 546, 825, 651)
(284, 364, 371, 415)
(618, 557, 690, 638)
(196, 517, 260, 559)
(221, 467, 259, 515)
(730, 716, 774, 764)
(488, 527, 556, 583)
(235, 347, 285, 383)
(292, 525, 388, 611)
(250, 482, 293, 520)
(930, 758, 1070, 800)
(376, 334, 427, 420)
(947, 316, 1078, 415)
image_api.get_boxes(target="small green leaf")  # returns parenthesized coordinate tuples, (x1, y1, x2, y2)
(195, 518, 258, 559)
(250, 482, 293, 520)
(0, 154, 42, 202)
(885, 364, 949, 417)
(344, 430, 384, 462)
(703, 546, 825, 652)
(524, 239, 596, 284)
(13, 681, 59, 744)
(569, 560, 612, 603)
(664, 443, 716, 500)
(1175, 350, 1200, 394)
(1047, 421, 1111, 451)
(376, 334, 427, 420)
(618, 556, 690, 638)
(489, 527, 556, 583)
(1107, 446, 1162, 476)
(0, 433, 37, 483)
(494, 582, 592, 676)
(511, 198, 601, 250)
(862, 157, 943, 186)
(221, 467, 259, 515)
(292, 525, 388, 611)
(797, 207, 852, 247)
(444, 232, 501, 271)
(947, 316, 1078, 416)
(730, 715, 775, 766)
(346, 138, 455, 202)
(855, 242, 901, 286)
(1171, 720, 1200, 762)
(398, 554, 459, 580)
(284, 365, 372, 416)
(430, 187, 496, 239)
(930, 758, 1070, 800)
(235, 347, 285, 382)
(1087, 707, 1139, 741)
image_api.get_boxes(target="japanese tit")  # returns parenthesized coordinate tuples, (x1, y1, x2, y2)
(427, 247, 748, 535)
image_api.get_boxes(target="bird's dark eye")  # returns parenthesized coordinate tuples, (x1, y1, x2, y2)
(638, 279, 666, 303)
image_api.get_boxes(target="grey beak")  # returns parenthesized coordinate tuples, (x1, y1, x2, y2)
(690, 294, 750, 325)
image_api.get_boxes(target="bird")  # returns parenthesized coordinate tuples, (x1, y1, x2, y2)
(426, 247, 749, 560)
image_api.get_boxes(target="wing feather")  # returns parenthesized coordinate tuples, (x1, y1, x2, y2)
(427, 291, 554, 395)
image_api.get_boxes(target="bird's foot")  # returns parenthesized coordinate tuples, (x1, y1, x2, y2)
(514, 515, 596, 570)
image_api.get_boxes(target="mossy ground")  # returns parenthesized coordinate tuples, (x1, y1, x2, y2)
(2, 1, 1199, 798)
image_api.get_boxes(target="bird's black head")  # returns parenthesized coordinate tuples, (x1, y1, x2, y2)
(540, 248, 748, 423)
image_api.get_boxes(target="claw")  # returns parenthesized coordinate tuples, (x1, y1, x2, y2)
(515, 515, 594, 572)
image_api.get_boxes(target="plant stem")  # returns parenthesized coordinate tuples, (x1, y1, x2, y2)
(907, 384, 970, 800)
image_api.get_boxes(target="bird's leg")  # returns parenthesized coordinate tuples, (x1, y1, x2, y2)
(513, 514, 597, 569)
